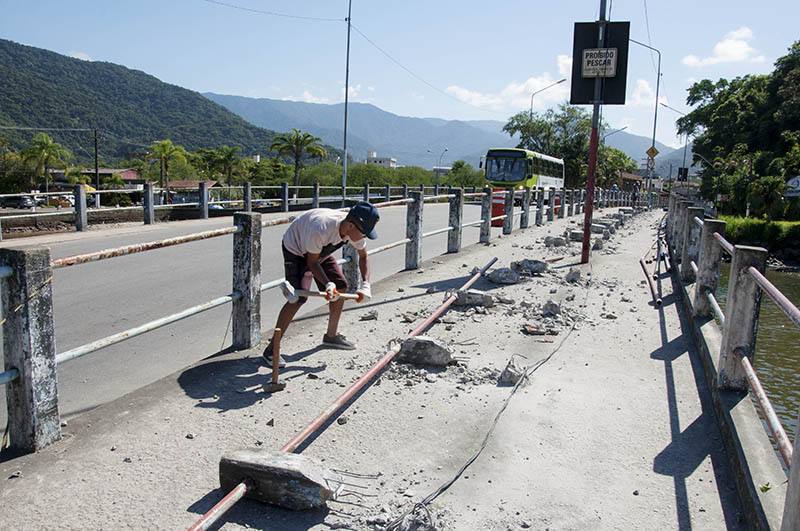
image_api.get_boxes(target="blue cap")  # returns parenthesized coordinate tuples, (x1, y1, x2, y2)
(346, 201, 380, 239)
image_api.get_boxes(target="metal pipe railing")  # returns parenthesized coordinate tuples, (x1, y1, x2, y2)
(55, 292, 241, 365)
(461, 219, 485, 228)
(0, 368, 19, 386)
(367, 238, 411, 255)
(690, 260, 699, 277)
(747, 266, 800, 329)
(421, 226, 454, 238)
(51, 225, 241, 269)
(713, 231, 735, 255)
(693, 216, 704, 228)
(707, 291, 725, 327)
(737, 351, 794, 468)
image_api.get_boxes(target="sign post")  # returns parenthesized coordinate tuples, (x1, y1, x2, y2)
(572, 11, 629, 263)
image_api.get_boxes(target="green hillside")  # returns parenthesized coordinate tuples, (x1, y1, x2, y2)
(0, 39, 284, 164)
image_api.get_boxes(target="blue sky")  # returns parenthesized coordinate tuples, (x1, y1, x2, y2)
(1, 0, 796, 154)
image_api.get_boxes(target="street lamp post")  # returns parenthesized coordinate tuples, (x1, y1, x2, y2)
(529, 78, 567, 146)
(436, 147, 448, 189)
(660, 102, 690, 173)
(629, 39, 661, 207)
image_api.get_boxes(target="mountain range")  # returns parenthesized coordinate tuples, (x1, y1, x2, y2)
(0, 37, 686, 176)
(205, 92, 683, 171)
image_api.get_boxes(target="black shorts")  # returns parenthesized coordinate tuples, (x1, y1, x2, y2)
(282, 244, 347, 303)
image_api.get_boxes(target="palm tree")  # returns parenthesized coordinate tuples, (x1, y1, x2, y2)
(215, 145, 243, 200)
(147, 140, 187, 204)
(22, 133, 70, 192)
(270, 129, 327, 197)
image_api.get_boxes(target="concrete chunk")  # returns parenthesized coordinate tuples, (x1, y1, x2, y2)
(453, 289, 494, 307)
(219, 450, 340, 510)
(569, 230, 583, 242)
(510, 259, 548, 274)
(487, 267, 520, 284)
(397, 336, 456, 366)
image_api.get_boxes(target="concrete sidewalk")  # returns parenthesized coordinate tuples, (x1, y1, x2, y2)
(0, 209, 746, 530)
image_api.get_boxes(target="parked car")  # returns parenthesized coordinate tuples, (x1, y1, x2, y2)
(1, 195, 35, 209)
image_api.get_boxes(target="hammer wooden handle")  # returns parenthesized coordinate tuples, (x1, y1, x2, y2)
(296, 289, 360, 300)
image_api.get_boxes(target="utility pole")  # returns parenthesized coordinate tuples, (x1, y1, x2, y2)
(341, 0, 352, 206)
(580, 0, 607, 264)
(93, 128, 100, 191)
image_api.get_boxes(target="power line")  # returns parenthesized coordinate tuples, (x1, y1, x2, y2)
(199, 0, 341, 22)
(0, 126, 92, 132)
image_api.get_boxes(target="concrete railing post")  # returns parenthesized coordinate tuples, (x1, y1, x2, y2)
(693, 219, 726, 317)
(199, 182, 209, 219)
(559, 187, 566, 218)
(782, 410, 800, 530)
(1, 246, 60, 452)
(502, 189, 514, 235)
(447, 187, 463, 253)
(717, 244, 768, 391)
(143, 182, 155, 225)
(480, 187, 492, 243)
(520, 187, 531, 229)
(535, 187, 544, 226)
(312, 183, 320, 208)
(667, 193, 677, 239)
(342, 243, 359, 291)
(547, 187, 556, 222)
(74, 184, 87, 232)
(567, 189, 574, 217)
(243, 182, 252, 212)
(280, 182, 289, 213)
(680, 207, 705, 281)
(363, 184, 369, 202)
(673, 200, 691, 261)
(402, 184, 408, 199)
(434, 184, 440, 196)
(405, 191, 423, 269)
(232, 213, 262, 349)
(384, 184, 391, 203)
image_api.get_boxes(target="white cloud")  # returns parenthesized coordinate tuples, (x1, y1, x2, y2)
(557, 54, 573, 78)
(445, 69, 569, 114)
(630, 78, 667, 108)
(285, 91, 330, 104)
(682, 27, 765, 67)
(69, 51, 92, 61)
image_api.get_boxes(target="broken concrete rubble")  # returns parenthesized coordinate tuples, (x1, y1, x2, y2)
(219, 450, 341, 510)
(565, 269, 581, 283)
(499, 357, 527, 386)
(452, 289, 494, 307)
(397, 336, 456, 366)
(486, 267, 520, 284)
(510, 259, 548, 275)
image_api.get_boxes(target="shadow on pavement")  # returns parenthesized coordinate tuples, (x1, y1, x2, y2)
(649, 266, 745, 530)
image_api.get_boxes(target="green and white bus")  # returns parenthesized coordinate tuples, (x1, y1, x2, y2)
(483, 148, 565, 190)
(482, 148, 565, 224)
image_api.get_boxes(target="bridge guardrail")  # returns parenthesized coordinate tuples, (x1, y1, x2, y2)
(1, 183, 658, 454)
(668, 191, 799, 530)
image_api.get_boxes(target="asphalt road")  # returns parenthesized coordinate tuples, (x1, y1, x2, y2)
(1, 202, 497, 422)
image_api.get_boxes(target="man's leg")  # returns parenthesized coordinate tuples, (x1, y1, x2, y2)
(326, 298, 345, 337)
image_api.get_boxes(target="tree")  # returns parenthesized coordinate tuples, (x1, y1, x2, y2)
(215, 145, 244, 198)
(189, 148, 221, 181)
(503, 103, 596, 187)
(441, 160, 484, 188)
(596, 145, 638, 188)
(270, 129, 327, 194)
(22, 133, 70, 192)
(748, 176, 785, 220)
(147, 140, 187, 203)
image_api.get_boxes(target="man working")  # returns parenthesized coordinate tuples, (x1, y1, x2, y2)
(263, 201, 379, 367)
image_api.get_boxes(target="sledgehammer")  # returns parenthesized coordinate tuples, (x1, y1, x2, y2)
(280, 280, 362, 302)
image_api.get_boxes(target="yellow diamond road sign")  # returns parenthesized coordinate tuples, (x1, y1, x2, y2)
(646, 146, 659, 158)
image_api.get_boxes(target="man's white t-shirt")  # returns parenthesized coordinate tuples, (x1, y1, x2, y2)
(282, 208, 366, 257)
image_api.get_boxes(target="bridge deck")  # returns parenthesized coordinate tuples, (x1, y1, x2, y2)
(0, 210, 748, 529)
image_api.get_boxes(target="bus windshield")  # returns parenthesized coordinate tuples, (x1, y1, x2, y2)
(485, 157, 525, 182)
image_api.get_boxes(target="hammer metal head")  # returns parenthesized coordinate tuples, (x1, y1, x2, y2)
(265, 379, 287, 393)
(280, 280, 300, 304)
(219, 450, 341, 510)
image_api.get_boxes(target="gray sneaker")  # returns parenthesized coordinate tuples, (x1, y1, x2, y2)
(322, 333, 356, 350)
(262, 342, 286, 368)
